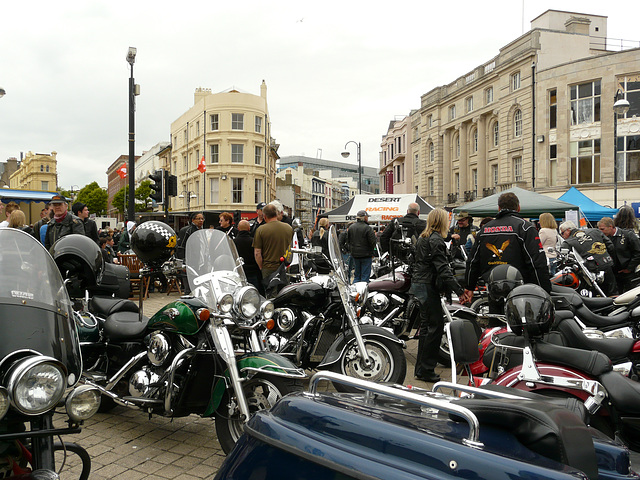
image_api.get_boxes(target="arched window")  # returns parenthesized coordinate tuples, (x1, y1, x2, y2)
(493, 122, 499, 147)
(514, 110, 522, 138)
(46, 165, 50, 173)
(40, 165, 44, 172)
(429, 142, 435, 163)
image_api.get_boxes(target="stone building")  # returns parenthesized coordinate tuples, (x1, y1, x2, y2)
(379, 116, 414, 194)
(410, 10, 640, 209)
(9, 151, 58, 192)
(169, 82, 278, 215)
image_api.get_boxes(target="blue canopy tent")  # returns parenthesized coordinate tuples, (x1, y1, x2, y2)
(557, 187, 618, 222)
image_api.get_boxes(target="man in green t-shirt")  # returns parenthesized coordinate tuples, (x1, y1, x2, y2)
(253, 204, 293, 296)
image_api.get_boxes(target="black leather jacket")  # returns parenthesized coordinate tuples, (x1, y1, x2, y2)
(347, 220, 376, 259)
(380, 213, 426, 253)
(466, 210, 551, 292)
(608, 228, 640, 272)
(45, 213, 85, 250)
(413, 232, 463, 296)
(562, 228, 614, 271)
(176, 223, 202, 260)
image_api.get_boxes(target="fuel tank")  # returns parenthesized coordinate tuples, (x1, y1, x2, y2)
(148, 297, 208, 335)
(272, 282, 328, 310)
(368, 271, 410, 294)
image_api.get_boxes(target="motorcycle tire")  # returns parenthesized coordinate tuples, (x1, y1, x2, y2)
(215, 375, 303, 454)
(470, 297, 490, 316)
(329, 337, 406, 393)
(53, 441, 92, 480)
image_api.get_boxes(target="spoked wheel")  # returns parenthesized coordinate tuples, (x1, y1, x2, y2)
(330, 337, 406, 393)
(215, 375, 302, 454)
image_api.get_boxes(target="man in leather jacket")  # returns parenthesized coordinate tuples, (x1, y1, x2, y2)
(597, 216, 640, 293)
(447, 211, 478, 260)
(460, 192, 550, 305)
(176, 212, 204, 294)
(44, 195, 85, 250)
(347, 210, 377, 283)
(380, 203, 426, 253)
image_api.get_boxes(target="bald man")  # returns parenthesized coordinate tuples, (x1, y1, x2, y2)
(233, 219, 264, 294)
(380, 202, 427, 254)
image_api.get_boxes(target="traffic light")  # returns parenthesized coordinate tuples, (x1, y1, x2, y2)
(166, 174, 178, 197)
(149, 169, 164, 205)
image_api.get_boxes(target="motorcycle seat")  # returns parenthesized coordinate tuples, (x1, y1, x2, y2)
(599, 371, 640, 415)
(532, 341, 613, 377)
(575, 305, 630, 329)
(553, 317, 635, 362)
(103, 311, 148, 340)
(90, 296, 140, 316)
(581, 296, 614, 310)
(367, 273, 408, 293)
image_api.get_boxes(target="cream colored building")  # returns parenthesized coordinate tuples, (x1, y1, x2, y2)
(410, 10, 640, 210)
(379, 116, 415, 194)
(169, 82, 277, 214)
(9, 151, 58, 192)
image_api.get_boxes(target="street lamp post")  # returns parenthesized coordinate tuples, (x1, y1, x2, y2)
(613, 89, 630, 209)
(341, 141, 361, 194)
(178, 191, 197, 213)
(126, 47, 138, 223)
(0, 88, 5, 98)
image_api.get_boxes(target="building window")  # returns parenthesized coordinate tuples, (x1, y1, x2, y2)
(570, 80, 601, 125)
(513, 156, 523, 182)
(493, 122, 499, 147)
(255, 146, 262, 165)
(617, 134, 640, 181)
(183, 154, 187, 170)
(427, 114, 433, 128)
(472, 169, 478, 197)
(255, 178, 263, 203)
(232, 113, 244, 130)
(428, 177, 434, 196)
(210, 114, 219, 131)
(184, 129, 187, 143)
(491, 164, 498, 186)
(466, 96, 473, 113)
(195, 149, 199, 166)
(471, 129, 478, 153)
(511, 71, 521, 91)
(570, 139, 601, 184)
(41, 181, 49, 191)
(173, 135, 177, 147)
(429, 142, 435, 163)
(46, 165, 50, 173)
(486, 87, 494, 104)
(40, 164, 44, 172)
(449, 105, 456, 121)
(210, 144, 219, 163)
(454, 172, 460, 195)
(210, 178, 219, 203)
(549, 144, 557, 186)
(232, 178, 243, 203)
(455, 134, 460, 158)
(549, 89, 557, 129)
(196, 121, 200, 136)
(414, 153, 419, 173)
(255, 116, 262, 133)
(514, 110, 523, 138)
(618, 76, 640, 118)
(231, 144, 244, 163)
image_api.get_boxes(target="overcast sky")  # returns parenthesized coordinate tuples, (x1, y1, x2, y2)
(1, 1, 637, 190)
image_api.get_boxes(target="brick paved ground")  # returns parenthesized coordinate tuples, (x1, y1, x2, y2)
(53, 291, 440, 479)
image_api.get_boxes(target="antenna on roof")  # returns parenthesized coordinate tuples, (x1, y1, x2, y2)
(316, 148, 322, 159)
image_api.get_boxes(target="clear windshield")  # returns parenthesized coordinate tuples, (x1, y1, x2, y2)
(185, 229, 247, 306)
(0, 228, 73, 315)
(328, 226, 346, 282)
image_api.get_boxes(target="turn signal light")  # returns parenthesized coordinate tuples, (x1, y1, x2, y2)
(199, 309, 210, 321)
(266, 319, 275, 330)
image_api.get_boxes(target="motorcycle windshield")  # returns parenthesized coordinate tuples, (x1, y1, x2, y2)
(0, 229, 82, 379)
(328, 226, 347, 283)
(185, 229, 247, 306)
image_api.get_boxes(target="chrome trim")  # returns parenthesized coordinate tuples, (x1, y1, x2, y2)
(105, 352, 147, 390)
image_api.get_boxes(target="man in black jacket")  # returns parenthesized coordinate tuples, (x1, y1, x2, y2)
(72, 202, 99, 244)
(380, 202, 426, 255)
(598, 216, 640, 293)
(176, 212, 204, 294)
(45, 195, 85, 250)
(347, 210, 377, 283)
(234, 220, 264, 295)
(447, 211, 478, 260)
(460, 192, 550, 305)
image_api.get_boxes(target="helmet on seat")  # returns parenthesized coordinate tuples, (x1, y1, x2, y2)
(505, 284, 554, 337)
(51, 234, 104, 297)
(131, 221, 177, 267)
(488, 265, 523, 303)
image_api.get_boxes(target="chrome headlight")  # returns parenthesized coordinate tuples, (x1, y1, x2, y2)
(233, 286, 261, 320)
(66, 385, 101, 422)
(7, 356, 67, 415)
(369, 293, 390, 313)
(219, 293, 233, 313)
(349, 282, 368, 307)
(147, 332, 171, 366)
(261, 300, 275, 320)
(0, 387, 9, 421)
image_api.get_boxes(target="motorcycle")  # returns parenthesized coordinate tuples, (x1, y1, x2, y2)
(59, 222, 306, 454)
(551, 247, 608, 297)
(262, 226, 407, 391)
(0, 228, 100, 479)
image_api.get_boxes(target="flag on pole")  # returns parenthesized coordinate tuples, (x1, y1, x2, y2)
(117, 163, 127, 179)
(197, 155, 206, 173)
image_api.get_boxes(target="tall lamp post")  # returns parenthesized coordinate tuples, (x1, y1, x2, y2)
(0, 88, 5, 98)
(341, 141, 361, 194)
(613, 89, 630, 209)
(178, 191, 197, 213)
(126, 47, 139, 223)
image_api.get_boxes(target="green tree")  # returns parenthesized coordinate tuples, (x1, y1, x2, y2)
(112, 180, 154, 217)
(76, 182, 108, 216)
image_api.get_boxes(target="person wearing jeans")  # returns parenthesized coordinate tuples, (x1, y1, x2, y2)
(346, 210, 376, 283)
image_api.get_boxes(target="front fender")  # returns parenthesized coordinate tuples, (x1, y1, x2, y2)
(317, 325, 405, 369)
(206, 352, 306, 416)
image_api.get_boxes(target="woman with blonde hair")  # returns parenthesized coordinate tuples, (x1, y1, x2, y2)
(539, 212, 560, 275)
(8, 209, 34, 236)
(410, 208, 464, 383)
(311, 217, 331, 272)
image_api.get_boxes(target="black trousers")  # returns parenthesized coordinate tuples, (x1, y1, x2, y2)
(415, 284, 443, 376)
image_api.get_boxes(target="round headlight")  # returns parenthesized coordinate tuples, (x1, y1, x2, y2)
(350, 282, 369, 307)
(219, 294, 233, 313)
(66, 385, 101, 422)
(234, 286, 261, 320)
(0, 387, 9, 421)
(261, 301, 275, 320)
(7, 356, 67, 415)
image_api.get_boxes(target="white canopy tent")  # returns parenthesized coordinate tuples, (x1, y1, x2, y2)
(326, 194, 434, 223)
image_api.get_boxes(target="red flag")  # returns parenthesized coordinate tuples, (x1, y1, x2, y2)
(198, 155, 206, 173)
(117, 163, 127, 179)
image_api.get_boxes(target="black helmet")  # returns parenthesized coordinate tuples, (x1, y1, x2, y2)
(505, 284, 554, 337)
(131, 221, 177, 267)
(51, 234, 104, 295)
(488, 265, 523, 303)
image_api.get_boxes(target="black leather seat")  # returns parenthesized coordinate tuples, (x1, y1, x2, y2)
(554, 317, 635, 362)
(599, 371, 640, 415)
(103, 311, 148, 340)
(532, 342, 612, 377)
(90, 296, 139, 316)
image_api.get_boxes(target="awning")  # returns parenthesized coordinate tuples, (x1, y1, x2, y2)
(557, 187, 618, 222)
(0, 188, 63, 204)
(327, 194, 434, 223)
